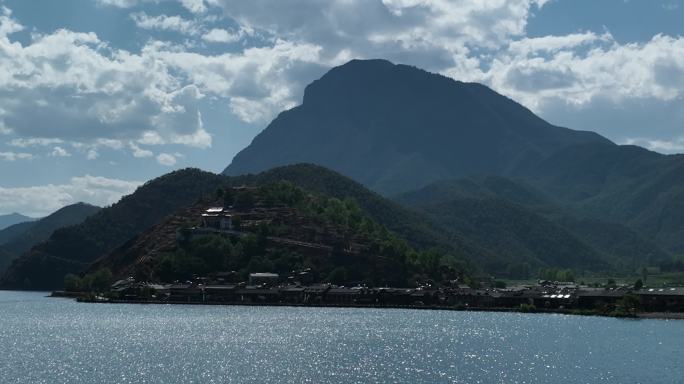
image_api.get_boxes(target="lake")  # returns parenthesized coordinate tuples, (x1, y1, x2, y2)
(0, 291, 681, 383)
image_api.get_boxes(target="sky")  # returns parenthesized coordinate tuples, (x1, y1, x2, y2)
(0, 0, 683, 217)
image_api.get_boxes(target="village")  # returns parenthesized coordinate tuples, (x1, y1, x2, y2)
(66, 204, 684, 317)
(96, 272, 684, 316)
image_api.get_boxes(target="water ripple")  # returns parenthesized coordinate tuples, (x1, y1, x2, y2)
(0, 291, 681, 384)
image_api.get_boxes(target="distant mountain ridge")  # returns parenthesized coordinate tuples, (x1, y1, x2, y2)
(0, 203, 101, 273)
(0, 213, 37, 231)
(0, 221, 36, 245)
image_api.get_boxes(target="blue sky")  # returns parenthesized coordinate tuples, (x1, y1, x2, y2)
(0, 0, 683, 216)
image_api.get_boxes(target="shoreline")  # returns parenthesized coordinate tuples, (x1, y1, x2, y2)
(634, 312, 684, 320)
(61, 295, 684, 320)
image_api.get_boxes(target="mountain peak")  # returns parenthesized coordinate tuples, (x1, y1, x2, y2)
(226, 59, 611, 194)
(302, 59, 449, 106)
(338, 58, 395, 69)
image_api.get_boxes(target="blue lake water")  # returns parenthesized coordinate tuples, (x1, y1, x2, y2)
(0, 291, 682, 383)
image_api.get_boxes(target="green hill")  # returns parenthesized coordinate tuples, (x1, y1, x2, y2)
(396, 177, 672, 275)
(521, 143, 684, 253)
(90, 181, 466, 287)
(231, 164, 479, 255)
(419, 197, 607, 273)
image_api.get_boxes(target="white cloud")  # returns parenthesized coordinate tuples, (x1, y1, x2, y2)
(96, 0, 139, 7)
(50, 146, 71, 157)
(211, 0, 547, 58)
(145, 39, 324, 122)
(0, 13, 211, 153)
(130, 143, 154, 157)
(506, 32, 613, 56)
(0, 175, 142, 217)
(180, 0, 208, 13)
(202, 28, 240, 43)
(130, 12, 200, 35)
(97, 0, 211, 13)
(485, 34, 684, 111)
(92, 139, 125, 150)
(623, 137, 684, 153)
(156, 152, 177, 165)
(8, 137, 64, 147)
(0, 6, 22, 36)
(86, 149, 99, 160)
(0, 151, 33, 161)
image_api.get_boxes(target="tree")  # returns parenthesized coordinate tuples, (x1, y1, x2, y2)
(234, 190, 255, 209)
(64, 274, 83, 292)
(190, 236, 230, 271)
(87, 268, 113, 292)
(634, 279, 643, 290)
(557, 269, 575, 282)
(223, 188, 235, 207)
(615, 293, 641, 315)
(417, 249, 441, 276)
(327, 267, 349, 285)
(155, 255, 176, 282)
(232, 216, 242, 230)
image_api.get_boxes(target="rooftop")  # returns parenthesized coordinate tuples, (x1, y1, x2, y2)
(249, 273, 279, 278)
(639, 287, 684, 296)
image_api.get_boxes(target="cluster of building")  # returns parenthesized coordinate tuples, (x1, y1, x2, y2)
(191, 203, 369, 257)
(108, 276, 684, 313)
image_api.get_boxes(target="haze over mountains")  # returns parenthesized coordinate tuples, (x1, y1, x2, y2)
(2, 59, 683, 289)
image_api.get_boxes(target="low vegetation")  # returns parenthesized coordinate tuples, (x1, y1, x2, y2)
(64, 268, 113, 293)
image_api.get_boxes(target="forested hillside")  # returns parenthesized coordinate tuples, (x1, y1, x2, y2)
(92, 181, 464, 287)
(396, 176, 673, 276)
